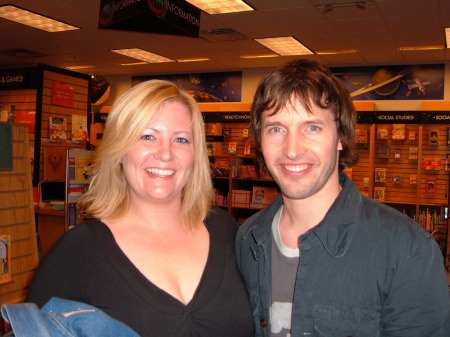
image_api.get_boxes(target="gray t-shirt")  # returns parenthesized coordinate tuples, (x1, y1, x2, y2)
(270, 206, 299, 337)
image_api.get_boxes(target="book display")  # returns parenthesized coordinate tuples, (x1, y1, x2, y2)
(65, 148, 95, 229)
(352, 110, 450, 265)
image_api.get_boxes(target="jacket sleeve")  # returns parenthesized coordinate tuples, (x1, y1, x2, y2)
(380, 234, 450, 336)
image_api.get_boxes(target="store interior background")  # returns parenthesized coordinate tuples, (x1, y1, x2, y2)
(1, 0, 450, 308)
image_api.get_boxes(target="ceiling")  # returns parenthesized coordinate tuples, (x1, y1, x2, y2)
(0, 0, 449, 77)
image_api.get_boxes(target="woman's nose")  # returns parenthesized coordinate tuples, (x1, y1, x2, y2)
(155, 140, 173, 161)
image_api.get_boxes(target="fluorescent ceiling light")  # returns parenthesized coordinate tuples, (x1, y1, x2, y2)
(316, 49, 357, 55)
(176, 57, 210, 62)
(186, 0, 254, 14)
(111, 48, 175, 63)
(65, 65, 94, 70)
(254, 37, 314, 56)
(240, 54, 279, 59)
(120, 62, 149, 66)
(0, 5, 79, 32)
(445, 27, 450, 48)
(398, 45, 444, 51)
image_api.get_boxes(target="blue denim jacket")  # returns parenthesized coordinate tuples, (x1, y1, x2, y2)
(1, 297, 139, 337)
(236, 173, 450, 337)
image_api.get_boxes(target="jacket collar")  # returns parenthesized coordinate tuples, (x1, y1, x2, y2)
(309, 172, 362, 257)
(245, 173, 362, 257)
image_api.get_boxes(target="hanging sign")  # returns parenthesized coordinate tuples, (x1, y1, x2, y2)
(0, 68, 38, 90)
(202, 111, 249, 123)
(99, 0, 201, 37)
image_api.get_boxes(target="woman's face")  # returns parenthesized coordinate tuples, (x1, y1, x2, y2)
(121, 100, 195, 206)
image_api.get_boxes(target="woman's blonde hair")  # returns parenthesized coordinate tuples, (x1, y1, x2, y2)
(78, 80, 213, 229)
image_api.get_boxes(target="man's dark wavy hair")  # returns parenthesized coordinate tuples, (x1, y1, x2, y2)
(250, 59, 359, 171)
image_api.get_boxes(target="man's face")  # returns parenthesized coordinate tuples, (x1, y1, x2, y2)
(260, 99, 342, 201)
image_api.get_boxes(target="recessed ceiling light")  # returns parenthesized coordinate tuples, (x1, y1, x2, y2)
(316, 49, 357, 55)
(240, 54, 279, 59)
(120, 62, 149, 66)
(254, 37, 314, 56)
(445, 27, 450, 48)
(111, 48, 175, 63)
(398, 45, 444, 51)
(0, 5, 79, 32)
(186, 0, 254, 14)
(176, 57, 210, 62)
(65, 65, 94, 70)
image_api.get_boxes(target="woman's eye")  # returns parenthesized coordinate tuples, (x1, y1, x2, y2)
(141, 135, 154, 140)
(175, 137, 190, 144)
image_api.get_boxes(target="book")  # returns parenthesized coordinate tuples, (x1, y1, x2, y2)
(247, 165, 259, 179)
(376, 128, 388, 140)
(252, 186, 279, 205)
(49, 116, 67, 140)
(243, 140, 252, 155)
(206, 143, 215, 155)
(374, 168, 386, 182)
(355, 129, 368, 147)
(392, 124, 406, 140)
(231, 190, 251, 207)
(392, 175, 401, 184)
(228, 142, 237, 154)
(74, 157, 94, 182)
(426, 178, 436, 193)
(259, 164, 271, 179)
(71, 115, 88, 142)
(408, 147, 418, 159)
(374, 187, 385, 201)
(429, 129, 439, 145)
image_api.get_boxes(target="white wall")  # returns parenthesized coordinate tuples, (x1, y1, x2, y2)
(97, 62, 450, 112)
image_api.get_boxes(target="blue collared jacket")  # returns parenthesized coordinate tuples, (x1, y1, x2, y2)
(236, 173, 450, 337)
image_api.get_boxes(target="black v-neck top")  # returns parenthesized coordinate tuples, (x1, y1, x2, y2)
(27, 208, 254, 337)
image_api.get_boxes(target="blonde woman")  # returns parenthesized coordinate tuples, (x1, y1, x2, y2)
(27, 80, 254, 337)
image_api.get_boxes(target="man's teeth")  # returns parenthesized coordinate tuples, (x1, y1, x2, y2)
(146, 168, 175, 176)
(284, 164, 308, 172)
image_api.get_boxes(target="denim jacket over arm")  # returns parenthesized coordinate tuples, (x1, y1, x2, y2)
(236, 173, 450, 337)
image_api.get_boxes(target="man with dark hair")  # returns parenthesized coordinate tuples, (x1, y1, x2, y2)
(236, 59, 450, 337)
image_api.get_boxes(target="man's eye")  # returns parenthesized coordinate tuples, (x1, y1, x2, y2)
(270, 127, 282, 133)
(308, 125, 320, 132)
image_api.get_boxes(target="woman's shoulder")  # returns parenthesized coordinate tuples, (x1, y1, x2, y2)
(206, 207, 239, 237)
(51, 219, 110, 251)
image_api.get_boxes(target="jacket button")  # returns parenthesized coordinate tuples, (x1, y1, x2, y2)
(260, 319, 267, 327)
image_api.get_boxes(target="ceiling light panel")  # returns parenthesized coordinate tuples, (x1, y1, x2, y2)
(240, 54, 279, 59)
(176, 58, 210, 62)
(254, 37, 314, 56)
(186, 0, 254, 14)
(445, 28, 450, 48)
(0, 5, 79, 32)
(111, 48, 175, 63)
(398, 45, 444, 51)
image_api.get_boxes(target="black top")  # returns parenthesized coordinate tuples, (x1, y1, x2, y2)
(27, 208, 254, 337)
